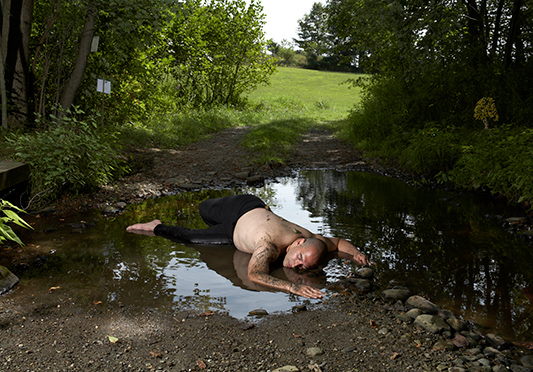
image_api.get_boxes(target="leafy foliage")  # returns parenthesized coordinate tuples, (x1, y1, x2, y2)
(7, 107, 127, 206)
(165, 0, 274, 108)
(449, 128, 533, 204)
(0, 200, 32, 246)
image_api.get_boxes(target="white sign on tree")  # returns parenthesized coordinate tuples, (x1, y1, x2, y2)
(97, 79, 111, 94)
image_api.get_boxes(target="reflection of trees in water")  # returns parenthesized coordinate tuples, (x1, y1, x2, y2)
(293, 170, 533, 341)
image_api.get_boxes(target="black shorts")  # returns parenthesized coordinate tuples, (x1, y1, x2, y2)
(153, 194, 266, 245)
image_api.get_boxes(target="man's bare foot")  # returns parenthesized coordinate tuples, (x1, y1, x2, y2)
(126, 219, 162, 236)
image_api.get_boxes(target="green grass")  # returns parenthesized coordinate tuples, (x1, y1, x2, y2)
(247, 67, 366, 122)
(119, 67, 366, 165)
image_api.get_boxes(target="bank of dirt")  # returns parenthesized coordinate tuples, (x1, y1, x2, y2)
(1, 127, 531, 371)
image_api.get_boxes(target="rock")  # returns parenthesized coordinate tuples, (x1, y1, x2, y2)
(483, 346, 501, 358)
(493, 365, 509, 372)
(505, 217, 527, 224)
(438, 309, 455, 319)
(235, 172, 249, 179)
(357, 267, 374, 278)
(382, 288, 410, 302)
(521, 354, 533, 368)
(116, 201, 127, 209)
(485, 333, 506, 349)
(448, 367, 466, 372)
(413, 314, 451, 334)
(446, 317, 468, 332)
(0, 265, 19, 295)
(452, 333, 470, 348)
(510, 364, 532, 372)
(433, 340, 456, 351)
(306, 347, 324, 357)
(102, 205, 119, 215)
(246, 175, 264, 184)
(406, 295, 440, 314)
(396, 313, 413, 323)
(292, 305, 307, 313)
(273, 366, 299, 372)
(248, 309, 268, 317)
(405, 308, 422, 319)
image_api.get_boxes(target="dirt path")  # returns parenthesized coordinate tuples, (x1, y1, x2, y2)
(53, 127, 367, 214)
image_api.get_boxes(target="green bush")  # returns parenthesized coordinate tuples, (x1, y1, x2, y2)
(401, 126, 461, 175)
(7, 109, 127, 206)
(449, 127, 533, 204)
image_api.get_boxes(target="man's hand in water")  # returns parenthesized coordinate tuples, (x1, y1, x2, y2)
(126, 219, 162, 236)
(289, 283, 325, 299)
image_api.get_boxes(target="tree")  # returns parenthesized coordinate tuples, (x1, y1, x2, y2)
(329, 0, 533, 128)
(1, 0, 34, 128)
(166, 0, 274, 107)
(31, 0, 171, 119)
(294, 3, 331, 62)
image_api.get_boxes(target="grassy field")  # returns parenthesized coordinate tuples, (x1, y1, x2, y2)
(117, 67, 368, 163)
(246, 67, 366, 122)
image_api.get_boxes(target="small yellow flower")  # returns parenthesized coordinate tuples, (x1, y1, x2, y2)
(474, 97, 499, 129)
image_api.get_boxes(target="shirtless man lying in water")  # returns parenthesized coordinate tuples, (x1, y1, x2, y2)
(126, 194, 369, 299)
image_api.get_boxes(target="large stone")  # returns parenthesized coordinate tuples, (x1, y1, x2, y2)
(413, 314, 451, 334)
(446, 317, 468, 332)
(0, 265, 19, 295)
(357, 267, 374, 278)
(406, 295, 440, 314)
(382, 288, 410, 302)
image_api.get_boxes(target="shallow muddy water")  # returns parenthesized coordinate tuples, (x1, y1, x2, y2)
(4, 170, 533, 343)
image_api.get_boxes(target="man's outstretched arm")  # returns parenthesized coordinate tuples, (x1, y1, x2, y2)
(247, 243, 325, 299)
(320, 236, 369, 265)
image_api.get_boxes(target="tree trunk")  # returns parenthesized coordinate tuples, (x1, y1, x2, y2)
(59, 5, 97, 111)
(3, 0, 34, 127)
(504, 0, 523, 68)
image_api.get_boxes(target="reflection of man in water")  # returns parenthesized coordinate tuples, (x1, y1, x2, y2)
(126, 194, 369, 299)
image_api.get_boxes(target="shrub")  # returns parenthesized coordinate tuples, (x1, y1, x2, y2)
(449, 127, 533, 205)
(401, 126, 461, 175)
(7, 109, 127, 207)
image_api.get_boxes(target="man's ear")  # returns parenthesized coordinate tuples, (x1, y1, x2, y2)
(295, 238, 306, 245)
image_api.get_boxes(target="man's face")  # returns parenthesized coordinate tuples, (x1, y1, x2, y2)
(283, 239, 320, 270)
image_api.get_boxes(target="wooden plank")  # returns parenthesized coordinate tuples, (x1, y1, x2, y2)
(0, 161, 30, 192)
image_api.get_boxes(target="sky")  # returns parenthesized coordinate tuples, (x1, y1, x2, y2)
(251, 0, 326, 43)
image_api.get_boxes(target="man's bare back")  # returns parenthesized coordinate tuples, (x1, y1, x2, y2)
(233, 208, 309, 256)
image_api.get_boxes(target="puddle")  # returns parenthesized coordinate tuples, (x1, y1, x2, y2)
(4, 170, 533, 342)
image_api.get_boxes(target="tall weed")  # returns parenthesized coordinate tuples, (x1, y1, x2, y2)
(7, 109, 126, 207)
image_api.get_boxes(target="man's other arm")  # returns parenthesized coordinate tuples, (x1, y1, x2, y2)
(247, 243, 325, 299)
(318, 236, 369, 265)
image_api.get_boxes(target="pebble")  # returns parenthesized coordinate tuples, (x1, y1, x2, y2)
(248, 309, 268, 317)
(273, 366, 299, 372)
(306, 347, 324, 357)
